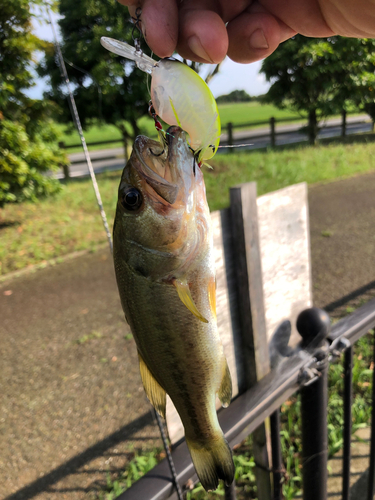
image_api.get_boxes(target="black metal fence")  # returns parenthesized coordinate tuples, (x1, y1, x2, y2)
(115, 299, 375, 500)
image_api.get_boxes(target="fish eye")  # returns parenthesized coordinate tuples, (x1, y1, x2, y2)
(120, 187, 143, 212)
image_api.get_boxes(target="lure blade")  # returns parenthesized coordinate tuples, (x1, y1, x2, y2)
(100, 37, 155, 74)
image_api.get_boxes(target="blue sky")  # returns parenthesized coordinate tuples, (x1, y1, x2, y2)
(28, 8, 271, 100)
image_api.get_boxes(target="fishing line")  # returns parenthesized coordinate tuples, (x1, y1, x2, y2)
(45, 2, 113, 253)
(63, 58, 103, 121)
(218, 143, 254, 149)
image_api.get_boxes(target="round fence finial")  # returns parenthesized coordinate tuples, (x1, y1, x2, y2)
(296, 307, 330, 348)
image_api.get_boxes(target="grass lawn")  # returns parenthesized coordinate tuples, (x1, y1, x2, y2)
(57, 102, 303, 152)
(1, 140, 375, 277)
(218, 101, 303, 126)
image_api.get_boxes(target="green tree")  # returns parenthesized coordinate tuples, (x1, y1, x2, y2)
(38, 0, 152, 159)
(261, 36, 375, 145)
(0, 0, 64, 207)
(216, 90, 253, 104)
(330, 38, 375, 126)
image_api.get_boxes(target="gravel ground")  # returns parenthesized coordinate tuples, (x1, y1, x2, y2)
(1, 171, 375, 499)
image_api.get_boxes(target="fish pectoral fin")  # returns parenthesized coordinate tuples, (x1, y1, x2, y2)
(208, 277, 216, 321)
(173, 279, 208, 323)
(138, 352, 166, 419)
(218, 359, 232, 408)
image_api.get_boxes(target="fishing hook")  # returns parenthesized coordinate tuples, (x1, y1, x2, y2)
(131, 7, 143, 52)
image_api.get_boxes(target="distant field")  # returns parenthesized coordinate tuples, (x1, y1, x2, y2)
(57, 102, 303, 152)
(218, 101, 303, 125)
(1, 140, 375, 276)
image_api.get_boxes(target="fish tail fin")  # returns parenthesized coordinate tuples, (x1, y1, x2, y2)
(186, 433, 234, 491)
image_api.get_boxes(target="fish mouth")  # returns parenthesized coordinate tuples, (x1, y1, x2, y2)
(133, 127, 192, 205)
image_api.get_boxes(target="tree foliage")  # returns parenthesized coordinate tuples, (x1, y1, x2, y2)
(0, 0, 64, 206)
(0, 120, 64, 207)
(38, 0, 152, 155)
(216, 90, 253, 104)
(261, 36, 375, 144)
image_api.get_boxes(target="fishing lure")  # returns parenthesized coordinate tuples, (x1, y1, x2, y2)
(100, 37, 221, 164)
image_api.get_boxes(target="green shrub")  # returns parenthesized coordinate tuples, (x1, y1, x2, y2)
(0, 119, 66, 206)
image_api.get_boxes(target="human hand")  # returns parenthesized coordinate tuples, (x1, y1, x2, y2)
(117, 0, 375, 64)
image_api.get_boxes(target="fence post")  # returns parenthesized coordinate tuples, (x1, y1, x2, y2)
(298, 308, 330, 500)
(230, 182, 272, 500)
(270, 117, 276, 147)
(227, 122, 234, 152)
(59, 141, 70, 179)
(341, 110, 347, 137)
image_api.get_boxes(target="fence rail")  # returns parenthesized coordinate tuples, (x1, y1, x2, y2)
(57, 112, 374, 179)
(115, 297, 375, 500)
(59, 112, 373, 152)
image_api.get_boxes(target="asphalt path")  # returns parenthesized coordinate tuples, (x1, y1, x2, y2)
(2, 170, 375, 498)
(59, 115, 373, 179)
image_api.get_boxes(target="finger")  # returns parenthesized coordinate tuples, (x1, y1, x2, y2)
(227, 10, 296, 63)
(177, 8, 228, 63)
(127, 0, 179, 58)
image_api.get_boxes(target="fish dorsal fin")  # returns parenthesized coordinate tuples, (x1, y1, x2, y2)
(173, 279, 208, 323)
(218, 359, 232, 408)
(138, 352, 166, 419)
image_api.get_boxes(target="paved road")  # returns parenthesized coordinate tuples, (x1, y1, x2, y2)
(2, 171, 375, 498)
(58, 115, 373, 179)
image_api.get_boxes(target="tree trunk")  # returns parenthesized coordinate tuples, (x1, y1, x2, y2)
(117, 124, 129, 162)
(308, 109, 318, 145)
(130, 118, 140, 140)
(363, 103, 375, 132)
(122, 133, 129, 162)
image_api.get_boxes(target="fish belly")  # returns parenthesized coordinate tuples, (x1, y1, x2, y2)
(115, 256, 223, 440)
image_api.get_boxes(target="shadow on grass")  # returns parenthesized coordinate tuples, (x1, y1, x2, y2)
(324, 279, 375, 313)
(0, 220, 20, 230)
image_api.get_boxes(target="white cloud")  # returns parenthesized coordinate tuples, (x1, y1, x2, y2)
(207, 58, 270, 98)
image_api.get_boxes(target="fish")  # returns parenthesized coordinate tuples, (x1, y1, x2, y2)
(100, 37, 221, 164)
(112, 125, 234, 491)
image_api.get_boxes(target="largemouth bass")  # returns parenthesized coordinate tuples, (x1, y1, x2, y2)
(113, 126, 234, 491)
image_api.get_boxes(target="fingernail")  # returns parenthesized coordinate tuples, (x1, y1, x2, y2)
(141, 22, 147, 40)
(187, 36, 213, 63)
(249, 29, 269, 50)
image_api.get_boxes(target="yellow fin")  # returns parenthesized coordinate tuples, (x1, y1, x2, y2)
(218, 359, 232, 408)
(169, 97, 182, 128)
(138, 352, 166, 418)
(208, 277, 216, 320)
(173, 279, 208, 323)
(186, 434, 234, 491)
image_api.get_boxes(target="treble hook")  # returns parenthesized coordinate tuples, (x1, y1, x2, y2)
(148, 100, 164, 133)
